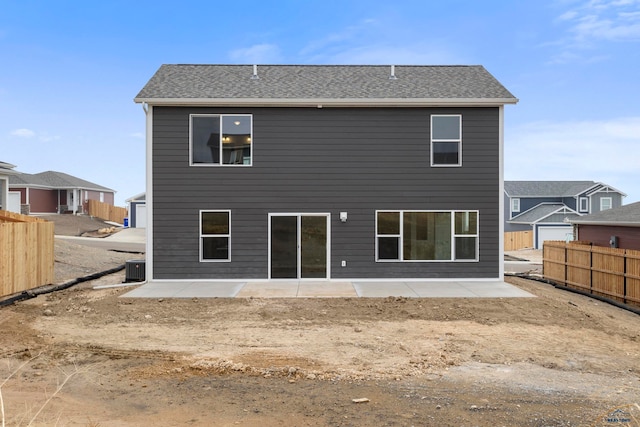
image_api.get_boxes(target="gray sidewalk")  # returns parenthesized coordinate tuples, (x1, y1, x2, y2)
(121, 279, 535, 299)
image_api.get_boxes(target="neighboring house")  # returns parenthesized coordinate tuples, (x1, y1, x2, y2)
(134, 64, 517, 282)
(0, 161, 21, 213)
(570, 201, 640, 250)
(504, 181, 626, 249)
(9, 170, 115, 215)
(125, 192, 146, 228)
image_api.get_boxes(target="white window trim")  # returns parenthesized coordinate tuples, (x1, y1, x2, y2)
(579, 197, 589, 212)
(430, 114, 462, 167)
(375, 210, 479, 262)
(511, 198, 520, 213)
(189, 114, 253, 167)
(600, 197, 612, 211)
(199, 209, 231, 262)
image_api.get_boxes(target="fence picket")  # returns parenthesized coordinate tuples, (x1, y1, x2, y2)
(543, 241, 639, 309)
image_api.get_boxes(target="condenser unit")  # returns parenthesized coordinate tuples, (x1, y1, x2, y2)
(125, 260, 146, 283)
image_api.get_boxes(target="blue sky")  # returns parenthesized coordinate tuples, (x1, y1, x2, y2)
(1, 0, 639, 206)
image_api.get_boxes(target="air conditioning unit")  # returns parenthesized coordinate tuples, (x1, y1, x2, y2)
(125, 260, 146, 283)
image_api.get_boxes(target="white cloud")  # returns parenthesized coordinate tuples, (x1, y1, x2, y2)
(229, 43, 282, 63)
(505, 116, 640, 200)
(11, 128, 36, 138)
(130, 132, 145, 139)
(300, 19, 463, 65)
(549, 0, 640, 62)
(10, 128, 60, 142)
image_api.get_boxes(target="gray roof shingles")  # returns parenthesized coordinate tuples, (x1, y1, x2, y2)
(10, 171, 113, 192)
(134, 64, 517, 102)
(504, 181, 599, 198)
(570, 201, 640, 226)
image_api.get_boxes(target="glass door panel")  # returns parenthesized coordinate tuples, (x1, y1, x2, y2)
(301, 216, 327, 278)
(271, 216, 298, 278)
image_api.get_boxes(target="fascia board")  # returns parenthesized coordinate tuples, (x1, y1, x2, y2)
(572, 220, 640, 227)
(133, 97, 519, 107)
(534, 206, 580, 224)
(586, 184, 628, 197)
(9, 183, 50, 189)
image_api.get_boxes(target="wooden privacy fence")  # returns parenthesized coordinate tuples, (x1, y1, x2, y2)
(87, 199, 127, 224)
(505, 230, 533, 251)
(0, 210, 54, 297)
(543, 241, 640, 309)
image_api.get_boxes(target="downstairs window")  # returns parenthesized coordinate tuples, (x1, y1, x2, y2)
(376, 210, 478, 261)
(200, 210, 231, 261)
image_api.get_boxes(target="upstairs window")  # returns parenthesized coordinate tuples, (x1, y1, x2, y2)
(431, 115, 462, 166)
(511, 198, 520, 213)
(579, 197, 589, 212)
(191, 114, 252, 166)
(600, 197, 612, 211)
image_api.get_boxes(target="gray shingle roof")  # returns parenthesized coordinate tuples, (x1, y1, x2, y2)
(570, 201, 640, 226)
(34, 171, 114, 192)
(9, 171, 113, 192)
(134, 64, 517, 105)
(0, 161, 18, 175)
(8, 173, 51, 187)
(504, 181, 599, 197)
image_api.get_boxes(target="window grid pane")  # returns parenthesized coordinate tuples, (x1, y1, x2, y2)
(191, 114, 252, 166)
(200, 210, 231, 261)
(376, 210, 478, 262)
(431, 115, 461, 166)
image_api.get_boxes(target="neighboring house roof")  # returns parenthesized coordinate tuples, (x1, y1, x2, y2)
(0, 161, 18, 175)
(504, 181, 601, 198)
(34, 171, 114, 192)
(125, 192, 146, 202)
(509, 203, 580, 225)
(9, 171, 114, 192)
(8, 173, 52, 188)
(570, 201, 640, 227)
(134, 64, 518, 106)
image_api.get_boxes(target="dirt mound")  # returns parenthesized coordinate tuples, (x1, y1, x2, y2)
(35, 214, 115, 236)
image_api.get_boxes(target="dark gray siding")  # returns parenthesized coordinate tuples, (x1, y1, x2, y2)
(152, 106, 501, 279)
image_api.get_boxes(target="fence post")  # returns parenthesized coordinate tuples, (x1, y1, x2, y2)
(589, 245, 593, 295)
(624, 249, 628, 304)
(564, 243, 568, 287)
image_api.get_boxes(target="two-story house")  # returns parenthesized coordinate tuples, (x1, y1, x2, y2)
(134, 64, 517, 283)
(504, 181, 626, 248)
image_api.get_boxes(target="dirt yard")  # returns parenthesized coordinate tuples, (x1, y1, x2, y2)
(0, 216, 639, 426)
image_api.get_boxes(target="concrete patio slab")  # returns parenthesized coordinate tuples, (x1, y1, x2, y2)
(236, 281, 299, 298)
(297, 281, 357, 297)
(352, 282, 420, 298)
(121, 279, 535, 299)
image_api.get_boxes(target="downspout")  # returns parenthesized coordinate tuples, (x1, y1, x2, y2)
(498, 105, 505, 280)
(141, 102, 153, 281)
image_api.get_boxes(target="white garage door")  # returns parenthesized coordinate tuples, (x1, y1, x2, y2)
(537, 226, 573, 248)
(8, 192, 21, 213)
(135, 204, 147, 229)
